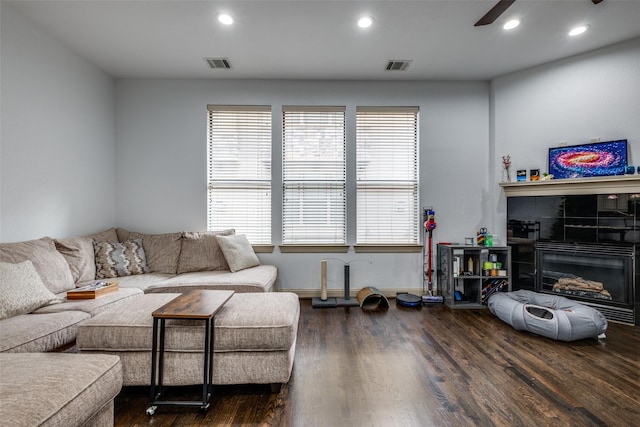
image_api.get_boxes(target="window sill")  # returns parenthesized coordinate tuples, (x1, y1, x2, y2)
(252, 245, 275, 253)
(279, 245, 350, 253)
(354, 244, 423, 253)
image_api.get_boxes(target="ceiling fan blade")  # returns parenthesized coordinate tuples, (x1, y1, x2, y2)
(474, 0, 516, 27)
(592, 0, 604, 4)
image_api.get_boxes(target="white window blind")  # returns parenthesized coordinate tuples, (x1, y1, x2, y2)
(282, 106, 346, 244)
(207, 105, 271, 244)
(356, 107, 419, 244)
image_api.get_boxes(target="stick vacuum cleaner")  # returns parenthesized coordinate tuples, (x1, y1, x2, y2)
(423, 208, 444, 304)
(396, 208, 443, 307)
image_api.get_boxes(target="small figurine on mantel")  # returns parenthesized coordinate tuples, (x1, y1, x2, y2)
(501, 155, 512, 182)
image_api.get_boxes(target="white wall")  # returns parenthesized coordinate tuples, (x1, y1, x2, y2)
(115, 79, 490, 293)
(0, 3, 116, 242)
(492, 38, 640, 239)
(6, 1, 636, 295)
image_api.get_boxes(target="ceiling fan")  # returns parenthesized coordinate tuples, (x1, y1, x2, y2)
(474, 0, 604, 27)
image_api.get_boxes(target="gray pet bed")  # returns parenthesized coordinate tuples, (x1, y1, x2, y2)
(487, 290, 607, 342)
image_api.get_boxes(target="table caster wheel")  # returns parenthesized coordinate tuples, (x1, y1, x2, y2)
(146, 406, 157, 416)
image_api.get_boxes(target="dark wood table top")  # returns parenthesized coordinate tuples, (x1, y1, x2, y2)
(152, 290, 234, 320)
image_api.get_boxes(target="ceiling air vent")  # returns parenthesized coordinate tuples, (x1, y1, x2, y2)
(204, 58, 231, 69)
(385, 60, 412, 71)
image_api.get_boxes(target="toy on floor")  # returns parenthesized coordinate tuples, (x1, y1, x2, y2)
(357, 286, 390, 310)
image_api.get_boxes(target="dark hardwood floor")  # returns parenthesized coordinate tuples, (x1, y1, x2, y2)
(115, 298, 640, 426)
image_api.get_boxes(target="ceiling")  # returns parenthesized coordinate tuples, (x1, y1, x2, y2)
(5, 0, 640, 80)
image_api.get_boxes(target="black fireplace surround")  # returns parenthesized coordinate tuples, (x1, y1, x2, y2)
(507, 193, 639, 325)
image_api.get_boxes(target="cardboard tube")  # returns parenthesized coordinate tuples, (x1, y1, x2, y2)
(320, 260, 327, 300)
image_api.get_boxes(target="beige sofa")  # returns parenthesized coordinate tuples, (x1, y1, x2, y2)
(0, 227, 280, 426)
(0, 227, 277, 353)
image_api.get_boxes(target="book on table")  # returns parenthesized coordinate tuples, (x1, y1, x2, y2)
(67, 281, 119, 299)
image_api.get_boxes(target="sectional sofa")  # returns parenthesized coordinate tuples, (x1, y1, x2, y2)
(0, 227, 287, 426)
(0, 227, 277, 353)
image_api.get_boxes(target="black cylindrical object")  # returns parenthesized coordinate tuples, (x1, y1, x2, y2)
(344, 264, 350, 299)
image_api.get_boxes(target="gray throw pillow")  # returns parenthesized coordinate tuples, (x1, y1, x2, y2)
(0, 260, 58, 320)
(215, 234, 260, 272)
(93, 239, 150, 279)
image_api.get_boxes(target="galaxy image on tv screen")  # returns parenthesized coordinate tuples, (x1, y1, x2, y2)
(548, 140, 628, 179)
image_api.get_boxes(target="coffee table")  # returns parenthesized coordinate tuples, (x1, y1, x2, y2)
(146, 290, 234, 415)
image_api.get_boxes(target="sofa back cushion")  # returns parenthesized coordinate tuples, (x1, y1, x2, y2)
(87, 227, 119, 243)
(178, 229, 235, 273)
(94, 239, 150, 279)
(0, 238, 75, 294)
(0, 260, 58, 320)
(116, 228, 182, 274)
(55, 236, 96, 284)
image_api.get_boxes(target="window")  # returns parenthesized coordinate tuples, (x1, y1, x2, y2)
(356, 107, 419, 244)
(207, 105, 271, 244)
(282, 106, 346, 244)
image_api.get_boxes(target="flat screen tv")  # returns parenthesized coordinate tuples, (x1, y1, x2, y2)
(548, 140, 628, 179)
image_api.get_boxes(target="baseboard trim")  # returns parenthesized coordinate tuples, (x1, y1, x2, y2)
(281, 287, 423, 299)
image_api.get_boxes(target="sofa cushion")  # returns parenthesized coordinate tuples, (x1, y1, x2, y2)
(178, 229, 235, 273)
(0, 353, 122, 427)
(216, 234, 260, 272)
(116, 228, 182, 274)
(55, 236, 96, 283)
(0, 261, 59, 320)
(34, 287, 144, 317)
(214, 292, 300, 352)
(77, 292, 299, 352)
(77, 293, 179, 352)
(0, 237, 75, 293)
(88, 227, 119, 243)
(145, 265, 277, 294)
(94, 239, 150, 279)
(0, 310, 90, 352)
(77, 272, 175, 292)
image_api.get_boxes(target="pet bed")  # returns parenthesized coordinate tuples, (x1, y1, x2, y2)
(487, 290, 607, 342)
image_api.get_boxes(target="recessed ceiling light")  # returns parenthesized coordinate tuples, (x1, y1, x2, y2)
(217, 14, 233, 25)
(357, 16, 374, 28)
(569, 25, 589, 36)
(503, 19, 520, 30)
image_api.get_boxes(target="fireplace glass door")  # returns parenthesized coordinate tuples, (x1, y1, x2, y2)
(536, 242, 633, 307)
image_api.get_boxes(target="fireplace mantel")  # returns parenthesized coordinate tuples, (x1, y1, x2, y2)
(500, 175, 640, 197)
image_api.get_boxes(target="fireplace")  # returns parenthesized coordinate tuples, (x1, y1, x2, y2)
(536, 242, 635, 324)
(503, 176, 639, 326)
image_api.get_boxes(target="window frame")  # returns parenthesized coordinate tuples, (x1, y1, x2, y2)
(355, 106, 420, 247)
(281, 106, 347, 246)
(206, 105, 272, 245)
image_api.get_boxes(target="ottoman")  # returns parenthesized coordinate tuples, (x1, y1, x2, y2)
(76, 292, 300, 391)
(0, 353, 122, 427)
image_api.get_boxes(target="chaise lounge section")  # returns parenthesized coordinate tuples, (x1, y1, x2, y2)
(76, 292, 300, 390)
